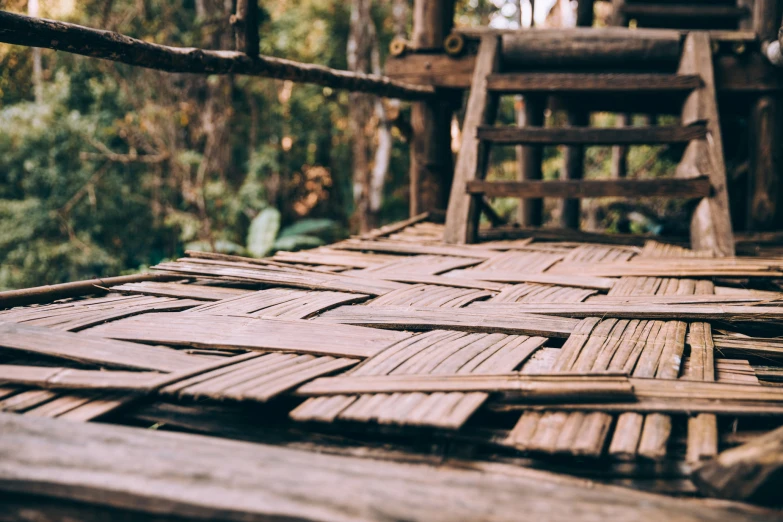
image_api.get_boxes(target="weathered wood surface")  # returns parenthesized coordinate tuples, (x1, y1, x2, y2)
(0, 11, 435, 100)
(0, 413, 775, 522)
(0, 321, 204, 372)
(466, 178, 711, 199)
(316, 305, 580, 337)
(86, 313, 410, 358)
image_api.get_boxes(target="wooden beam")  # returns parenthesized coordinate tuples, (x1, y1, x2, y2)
(619, 4, 750, 20)
(477, 124, 707, 145)
(385, 53, 783, 93)
(678, 33, 735, 256)
(0, 413, 772, 521)
(0, 11, 435, 100)
(487, 73, 701, 94)
(409, 0, 456, 215)
(466, 177, 711, 199)
(444, 36, 501, 244)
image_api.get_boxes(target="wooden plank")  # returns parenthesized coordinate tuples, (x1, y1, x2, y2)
(444, 270, 616, 290)
(0, 414, 774, 522)
(467, 302, 783, 322)
(466, 178, 711, 199)
(678, 32, 735, 256)
(487, 73, 701, 93)
(316, 305, 580, 337)
(297, 373, 633, 398)
(333, 239, 501, 259)
(0, 365, 162, 391)
(85, 312, 410, 359)
(548, 259, 783, 277)
(112, 282, 251, 301)
(444, 35, 500, 244)
(477, 124, 707, 145)
(0, 320, 204, 372)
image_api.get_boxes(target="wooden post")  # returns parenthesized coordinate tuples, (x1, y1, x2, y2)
(576, 0, 595, 27)
(561, 110, 589, 229)
(748, 95, 783, 230)
(610, 114, 629, 179)
(409, 0, 456, 216)
(516, 95, 545, 226)
(233, 0, 259, 57)
(748, 1, 783, 230)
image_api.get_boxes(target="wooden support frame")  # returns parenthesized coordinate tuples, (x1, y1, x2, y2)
(444, 36, 501, 244)
(677, 33, 735, 256)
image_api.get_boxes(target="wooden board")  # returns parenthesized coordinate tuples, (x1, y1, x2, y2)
(0, 413, 774, 522)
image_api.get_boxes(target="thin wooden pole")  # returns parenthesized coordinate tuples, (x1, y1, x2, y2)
(561, 110, 588, 229)
(0, 273, 184, 309)
(233, 0, 260, 57)
(516, 95, 545, 225)
(0, 11, 435, 100)
(409, 0, 456, 216)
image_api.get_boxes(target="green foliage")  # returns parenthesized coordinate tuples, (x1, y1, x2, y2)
(273, 234, 325, 251)
(246, 207, 281, 258)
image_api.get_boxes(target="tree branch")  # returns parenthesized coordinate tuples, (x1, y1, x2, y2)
(0, 10, 435, 100)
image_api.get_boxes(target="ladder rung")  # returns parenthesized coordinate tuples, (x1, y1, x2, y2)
(466, 178, 711, 199)
(619, 4, 749, 19)
(477, 124, 707, 145)
(486, 73, 701, 94)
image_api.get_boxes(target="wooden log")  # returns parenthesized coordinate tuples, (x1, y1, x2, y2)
(691, 425, 783, 505)
(0, 273, 183, 309)
(0, 413, 774, 522)
(409, 0, 455, 215)
(466, 177, 711, 199)
(499, 28, 682, 69)
(385, 52, 783, 93)
(478, 124, 706, 145)
(0, 11, 435, 100)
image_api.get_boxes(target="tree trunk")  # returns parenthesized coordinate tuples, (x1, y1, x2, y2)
(348, 0, 380, 232)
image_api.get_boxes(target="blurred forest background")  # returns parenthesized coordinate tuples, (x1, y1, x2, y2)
(0, 0, 680, 289)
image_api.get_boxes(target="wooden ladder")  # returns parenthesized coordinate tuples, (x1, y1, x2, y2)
(443, 33, 734, 256)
